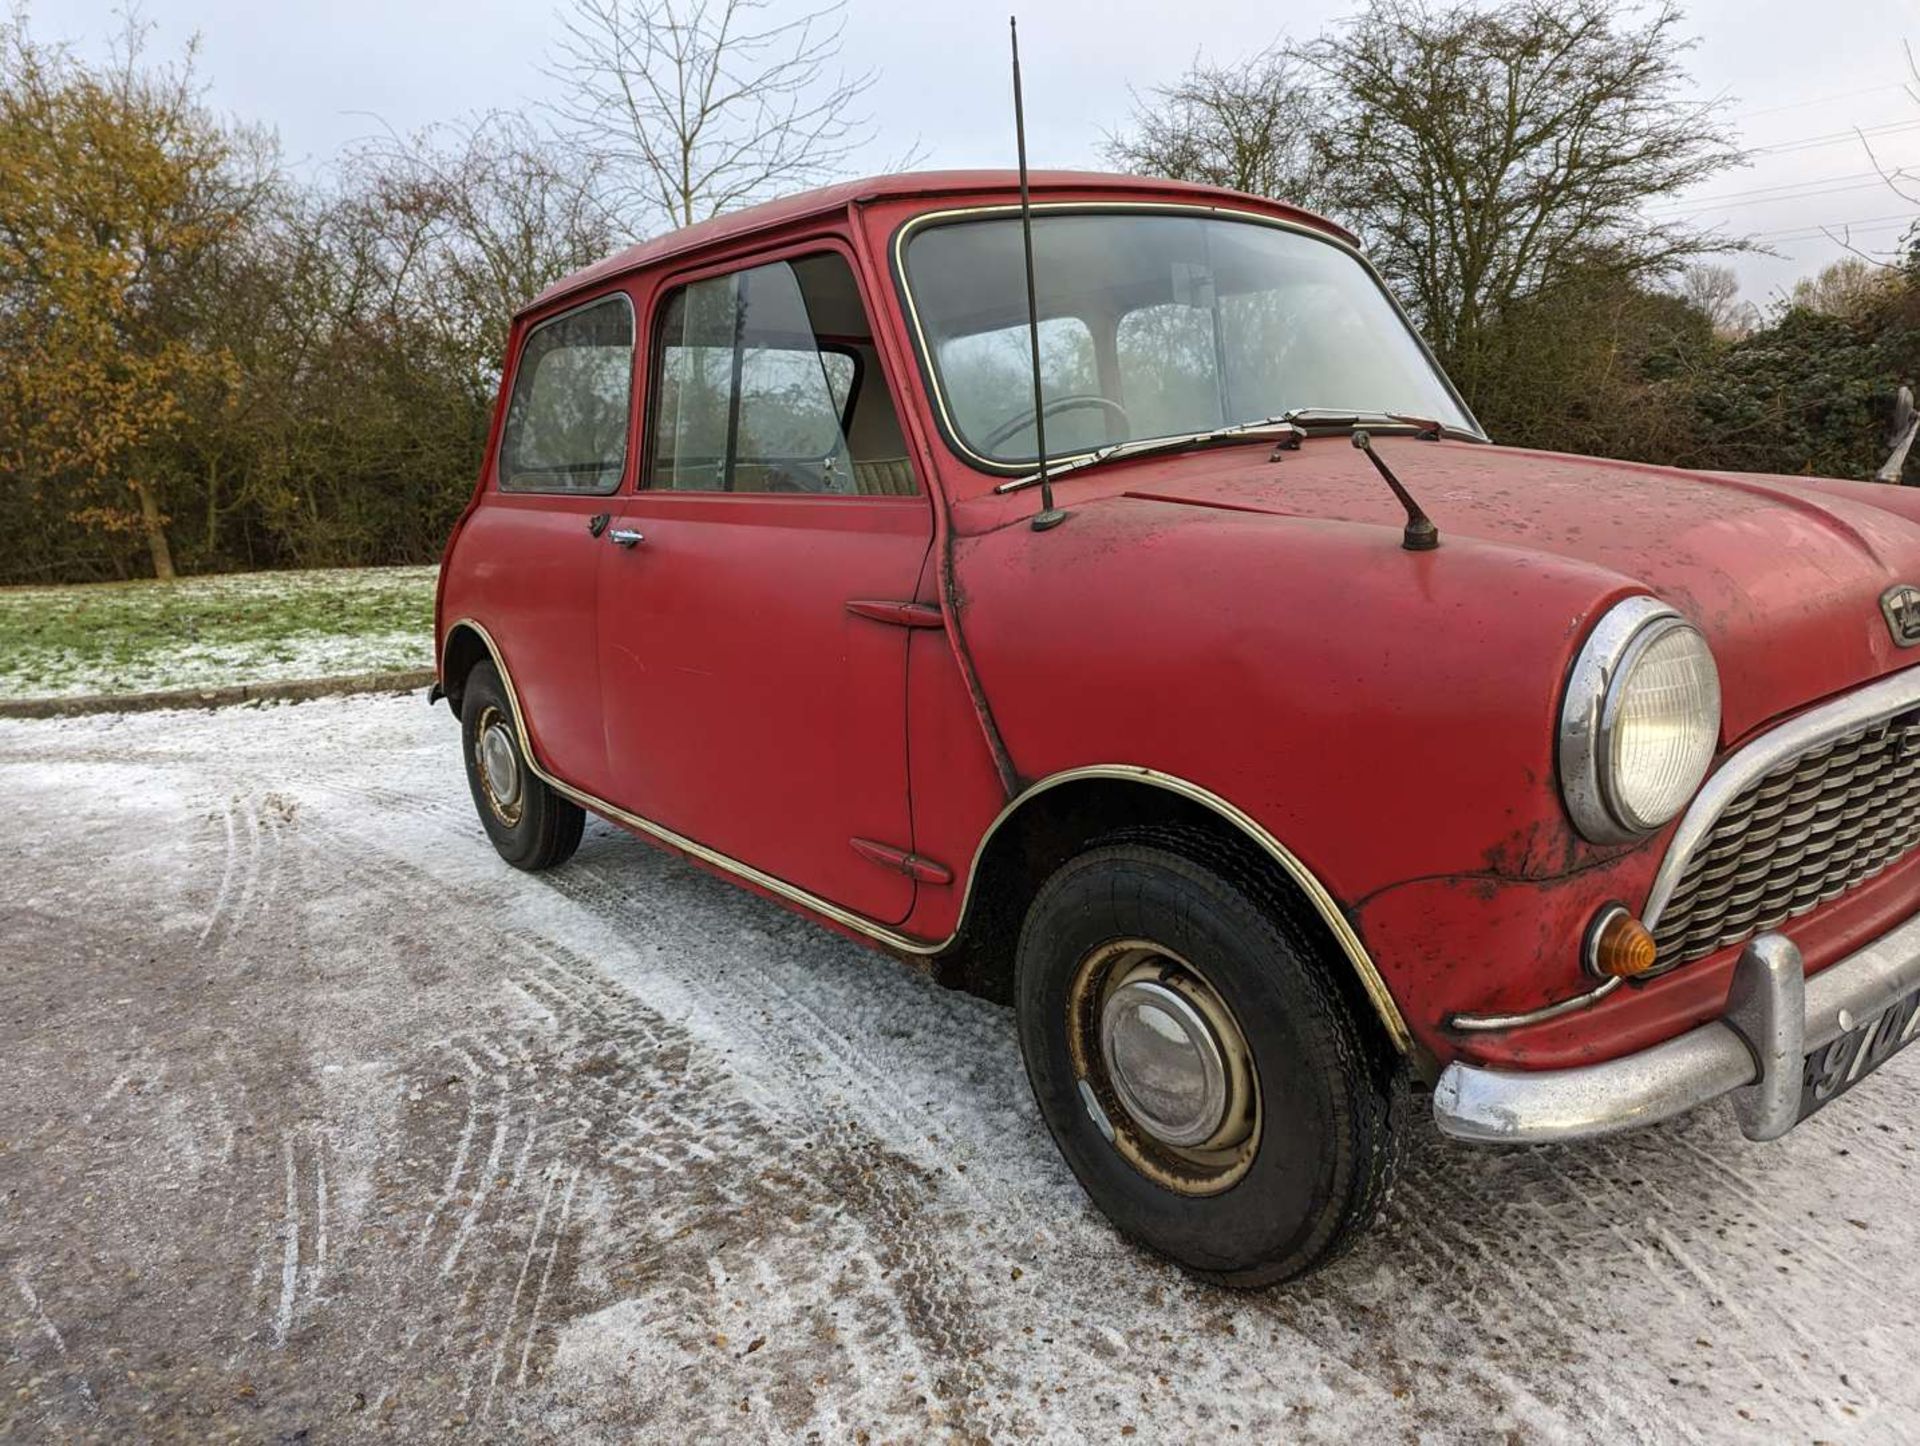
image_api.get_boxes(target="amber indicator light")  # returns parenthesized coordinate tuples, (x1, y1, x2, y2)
(1592, 909, 1659, 978)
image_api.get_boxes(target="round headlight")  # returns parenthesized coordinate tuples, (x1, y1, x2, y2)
(1560, 598, 1721, 843)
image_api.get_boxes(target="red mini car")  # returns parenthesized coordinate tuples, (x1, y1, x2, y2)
(434, 171, 1920, 1284)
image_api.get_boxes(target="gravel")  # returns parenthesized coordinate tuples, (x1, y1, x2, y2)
(2, 692, 1916, 1442)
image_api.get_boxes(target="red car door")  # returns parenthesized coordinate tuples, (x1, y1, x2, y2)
(452, 288, 640, 793)
(595, 246, 934, 924)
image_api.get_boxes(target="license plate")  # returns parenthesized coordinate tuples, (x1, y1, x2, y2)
(1800, 985, 1920, 1122)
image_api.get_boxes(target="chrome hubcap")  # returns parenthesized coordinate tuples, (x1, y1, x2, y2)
(1101, 980, 1229, 1147)
(1067, 940, 1261, 1196)
(474, 708, 524, 825)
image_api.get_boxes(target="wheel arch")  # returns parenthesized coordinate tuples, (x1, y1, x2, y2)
(438, 621, 494, 721)
(940, 769, 1413, 1056)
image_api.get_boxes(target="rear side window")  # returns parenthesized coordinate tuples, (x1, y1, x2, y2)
(499, 294, 635, 493)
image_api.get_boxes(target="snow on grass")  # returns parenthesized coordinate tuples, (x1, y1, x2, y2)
(0, 565, 436, 699)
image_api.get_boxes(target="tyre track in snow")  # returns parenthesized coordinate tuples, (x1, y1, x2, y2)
(265, 794, 1005, 1438)
(6, 695, 1920, 1443)
(194, 788, 298, 954)
(261, 816, 598, 1425)
(292, 805, 904, 1436)
(507, 921, 1004, 1436)
(1349, 1110, 1899, 1439)
(297, 793, 1014, 1435)
(0, 730, 579, 1437)
(526, 856, 1017, 1429)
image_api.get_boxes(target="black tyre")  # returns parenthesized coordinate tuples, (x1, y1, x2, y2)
(1014, 834, 1403, 1286)
(459, 661, 585, 871)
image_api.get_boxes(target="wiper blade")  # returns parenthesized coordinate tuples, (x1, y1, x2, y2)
(994, 419, 1307, 494)
(1283, 407, 1481, 441)
(994, 409, 1479, 494)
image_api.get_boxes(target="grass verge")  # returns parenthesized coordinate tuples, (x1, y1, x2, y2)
(0, 566, 437, 701)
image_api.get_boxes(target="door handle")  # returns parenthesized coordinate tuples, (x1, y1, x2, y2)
(608, 528, 645, 548)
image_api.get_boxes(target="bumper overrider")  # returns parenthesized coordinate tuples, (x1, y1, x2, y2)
(1433, 909, 1920, 1144)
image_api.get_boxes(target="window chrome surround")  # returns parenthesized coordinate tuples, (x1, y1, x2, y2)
(497, 290, 638, 496)
(887, 201, 1488, 480)
(1558, 596, 1718, 845)
(439, 617, 1414, 1053)
(642, 251, 884, 495)
(1639, 660, 1920, 934)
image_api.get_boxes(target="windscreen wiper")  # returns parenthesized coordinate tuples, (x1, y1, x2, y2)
(1282, 407, 1483, 442)
(995, 419, 1308, 494)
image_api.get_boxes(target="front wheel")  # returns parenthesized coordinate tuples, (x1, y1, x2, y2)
(1014, 836, 1403, 1286)
(459, 661, 585, 871)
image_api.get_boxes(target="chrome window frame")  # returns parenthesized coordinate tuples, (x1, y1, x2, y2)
(888, 201, 1487, 478)
(644, 261, 872, 494)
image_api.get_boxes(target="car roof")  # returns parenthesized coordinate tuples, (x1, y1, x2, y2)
(523, 169, 1357, 316)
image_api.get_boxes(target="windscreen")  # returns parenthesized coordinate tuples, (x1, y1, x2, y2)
(902, 212, 1474, 466)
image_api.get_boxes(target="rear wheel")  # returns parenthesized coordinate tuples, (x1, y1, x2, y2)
(460, 661, 585, 871)
(1014, 835, 1403, 1286)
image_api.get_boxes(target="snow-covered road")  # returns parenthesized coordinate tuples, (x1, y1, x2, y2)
(2, 694, 1916, 1442)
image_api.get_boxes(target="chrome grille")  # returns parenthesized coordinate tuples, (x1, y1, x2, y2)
(1652, 711, 1920, 967)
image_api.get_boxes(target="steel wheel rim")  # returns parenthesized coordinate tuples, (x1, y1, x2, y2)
(474, 706, 524, 826)
(1066, 939, 1261, 1196)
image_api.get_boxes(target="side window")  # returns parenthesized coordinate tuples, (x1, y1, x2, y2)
(650, 253, 912, 495)
(738, 346, 856, 461)
(653, 276, 736, 492)
(499, 294, 634, 494)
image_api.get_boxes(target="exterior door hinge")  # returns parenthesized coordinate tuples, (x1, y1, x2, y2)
(845, 599, 945, 629)
(850, 837, 953, 885)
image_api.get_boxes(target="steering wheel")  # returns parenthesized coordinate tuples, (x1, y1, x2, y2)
(982, 394, 1132, 451)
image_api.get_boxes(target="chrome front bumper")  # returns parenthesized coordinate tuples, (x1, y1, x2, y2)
(1432, 910, 1920, 1145)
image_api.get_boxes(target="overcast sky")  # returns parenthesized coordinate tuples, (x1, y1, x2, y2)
(39, 0, 1920, 306)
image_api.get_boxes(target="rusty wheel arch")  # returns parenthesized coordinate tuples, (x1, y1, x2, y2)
(438, 622, 494, 721)
(935, 772, 1413, 1055)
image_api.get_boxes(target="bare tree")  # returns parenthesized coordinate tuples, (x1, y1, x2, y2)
(339, 113, 617, 363)
(1837, 41, 1920, 266)
(1103, 47, 1323, 203)
(1787, 256, 1899, 320)
(1678, 263, 1758, 339)
(545, 0, 882, 232)
(1309, 0, 1745, 395)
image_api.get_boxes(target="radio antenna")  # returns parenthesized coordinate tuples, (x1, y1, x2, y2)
(1010, 17, 1065, 531)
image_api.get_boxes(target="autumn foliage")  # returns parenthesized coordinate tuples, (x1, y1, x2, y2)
(0, 23, 256, 577)
(0, 16, 608, 584)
